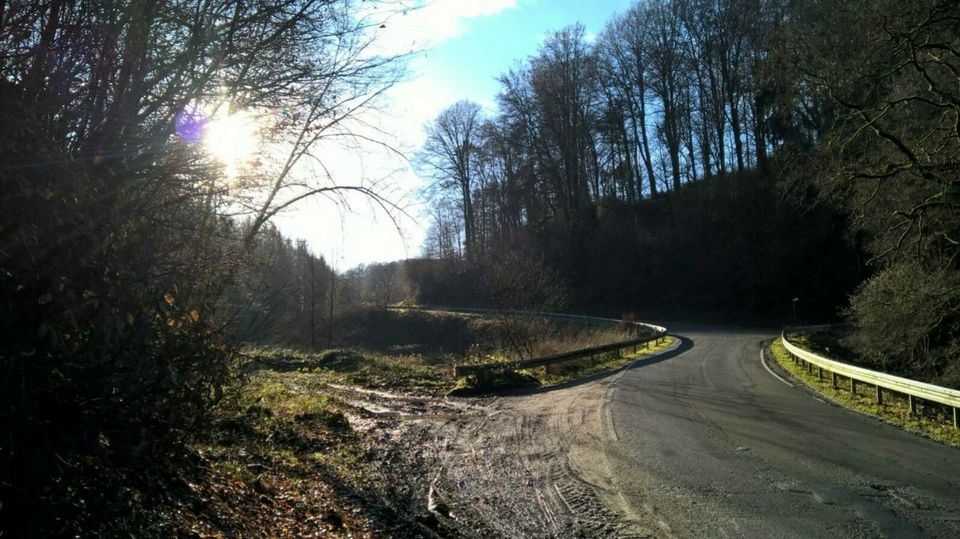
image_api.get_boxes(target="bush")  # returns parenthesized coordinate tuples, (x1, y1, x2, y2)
(844, 263, 960, 383)
(0, 90, 232, 536)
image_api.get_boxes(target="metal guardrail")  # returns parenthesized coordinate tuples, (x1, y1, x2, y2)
(388, 306, 668, 378)
(453, 330, 668, 377)
(394, 305, 661, 328)
(781, 329, 960, 428)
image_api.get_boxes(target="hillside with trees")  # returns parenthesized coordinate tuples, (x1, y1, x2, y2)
(1, 0, 957, 535)
(410, 0, 959, 384)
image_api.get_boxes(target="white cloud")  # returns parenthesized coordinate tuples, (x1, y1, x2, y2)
(366, 0, 519, 54)
(386, 76, 458, 143)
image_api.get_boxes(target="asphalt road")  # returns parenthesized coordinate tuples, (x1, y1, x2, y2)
(602, 325, 960, 538)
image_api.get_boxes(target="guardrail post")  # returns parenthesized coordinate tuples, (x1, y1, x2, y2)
(783, 329, 960, 428)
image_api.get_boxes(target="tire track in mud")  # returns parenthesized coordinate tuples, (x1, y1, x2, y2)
(343, 330, 960, 538)
(328, 349, 677, 537)
(388, 374, 664, 538)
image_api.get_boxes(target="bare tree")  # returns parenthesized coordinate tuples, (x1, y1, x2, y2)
(0, 1, 409, 534)
(598, 7, 660, 196)
(529, 25, 599, 218)
(423, 198, 465, 260)
(363, 262, 401, 308)
(419, 100, 484, 259)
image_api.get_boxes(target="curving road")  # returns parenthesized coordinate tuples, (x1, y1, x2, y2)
(600, 325, 960, 538)
(402, 323, 960, 538)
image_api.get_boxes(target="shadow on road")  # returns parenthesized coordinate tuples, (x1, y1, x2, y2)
(623, 334, 693, 371)
(491, 334, 694, 397)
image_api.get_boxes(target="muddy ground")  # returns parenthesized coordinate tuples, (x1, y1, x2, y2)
(335, 369, 662, 538)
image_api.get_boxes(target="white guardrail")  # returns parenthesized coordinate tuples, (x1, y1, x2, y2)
(781, 329, 960, 429)
(410, 306, 665, 332)
(388, 306, 667, 378)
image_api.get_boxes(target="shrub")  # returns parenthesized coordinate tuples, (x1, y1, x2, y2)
(844, 263, 960, 383)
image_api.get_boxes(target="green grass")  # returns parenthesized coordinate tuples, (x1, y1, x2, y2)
(769, 338, 960, 447)
(192, 371, 356, 503)
(336, 353, 451, 392)
(211, 458, 259, 484)
(174, 367, 386, 536)
(245, 321, 661, 395)
(199, 369, 373, 493)
(237, 371, 344, 420)
(245, 315, 675, 397)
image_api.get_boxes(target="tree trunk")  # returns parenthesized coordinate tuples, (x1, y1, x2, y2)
(728, 89, 745, 172)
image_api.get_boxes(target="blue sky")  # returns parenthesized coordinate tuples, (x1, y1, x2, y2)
(420, 0, 635, 110)
(273, 0, 636, 269)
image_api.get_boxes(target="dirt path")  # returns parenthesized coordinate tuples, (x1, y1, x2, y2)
(334, 352, 678, 538)
(329, 326, 960, 538)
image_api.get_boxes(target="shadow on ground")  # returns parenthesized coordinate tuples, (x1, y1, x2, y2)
(475, 335, 694, 397)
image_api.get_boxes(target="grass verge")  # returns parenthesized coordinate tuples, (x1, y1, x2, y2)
(768, 338, 960, 447)
(451, 336, 677, 393)
(167, 366, 447, 537)
(174, 370, 378, 536)
(244, 347, 453, 394)
(528, 336, 676, 387)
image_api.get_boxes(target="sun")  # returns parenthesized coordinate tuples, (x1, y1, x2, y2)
(203, 109, 260, 177)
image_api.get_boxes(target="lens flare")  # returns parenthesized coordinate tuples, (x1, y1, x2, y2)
(203, 109, 260, 178)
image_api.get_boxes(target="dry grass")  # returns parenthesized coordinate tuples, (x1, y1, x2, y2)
(246, 313, 660, 394)
(242, 347, 453, 394)
(164, 368, 384, 537)
(528, 323, 643, 357)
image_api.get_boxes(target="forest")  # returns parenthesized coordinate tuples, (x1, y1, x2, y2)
(410, 0, 960, 385)
(1, 0, 957, 535)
